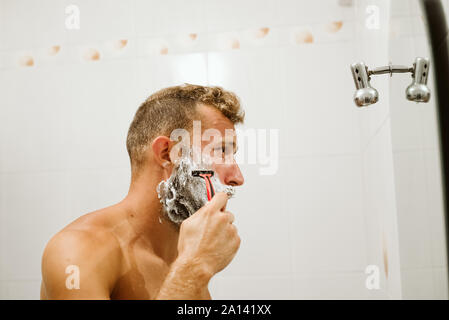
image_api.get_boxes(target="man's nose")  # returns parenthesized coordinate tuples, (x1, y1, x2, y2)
(223, 163, 245, 186)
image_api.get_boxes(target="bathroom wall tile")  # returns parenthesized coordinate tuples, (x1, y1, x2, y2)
(0, 0, 443, 301)
(433, 267, 449, 299)
(0, 281, 7, 299)
(0, 51, 6, 69)
(0, 175, 6, 281)
(0, 67, 70, 173)
(362, 119, 403, 298)
(389, 36, 424, 151)
(135, 0, 207, 37)
(389, 34, 415, 63)
(408, 35, 439, 152)
(203, 0, 279, 33)
(390, 0, 412, 17)
(35, 44, 78, 68)
(412, 35, 431, 60)
(390, 17, 415, 38)
(1, 0, 135, 50)
(444, 0, 449, 18)
(96, 38, 137, 62)
(423, 150, 448, 268)
(207, 50, 251, 110)
(279, 43, 360, 157)
(223, 164, 292, 277)
(292, 272, 372, 299)
(0, 0, 41, 51)
(210, 275, 294, 299)
(136, 56, 176, 101)
(66, 0, 135, 46)
(401, 267, 435, 299)
(276, 0, 355, 27)
(208, 48, 283, 130)
(355, 0, 392, 149)
(409, 0, 423, 15)
(239, 27, 280, 50)
(280, 156, 367, 273)
(289, 207, 367, 274)
(152, 33, 209, 56)
(409, 11, 427, 37)
(357, 77, 390, 151)
(319, 20, 356, 43)
(1, 172, 70, 281)
(136, 53, 208, 102)
(281, 155, 364, 220)
(63, 60, 138, 171)
(5, 279, 41, 299)
(66, 167, 130, 221)
(418, 79, 439, 151)
(428, 215, 448, 268)
(0, 71, 5, 173)
(393, 150, 433, 269)
(353, 0, 391, 63)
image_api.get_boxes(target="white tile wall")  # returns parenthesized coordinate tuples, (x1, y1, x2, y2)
(66, 168, 130, 220)
(208, 48, 283, 130)
(135, 0, 208, 37)
(3, 280, 41, 300)
(278, 43, 360, 157)
(210, 275, 294, 300)
(282, 155, 367, 273)
(292, 272, 370, 299)
(362, 118, 402, 298)
(433, 266, 449, 299)
(423, 150, 448, 268)
(401, 267, 436, 299)
(221, 163, 291, 277)
(393, 151, 433, 269)
(0, 0, 447, 300)
(387, 0, 449, 299)
(1, 172, 71, 281)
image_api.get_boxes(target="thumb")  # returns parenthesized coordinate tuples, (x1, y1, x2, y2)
(206, 192, 228, 212)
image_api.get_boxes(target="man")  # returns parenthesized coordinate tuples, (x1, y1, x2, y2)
(40, 84, 245, 299)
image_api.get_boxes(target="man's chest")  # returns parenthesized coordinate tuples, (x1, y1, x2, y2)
(110, 247, 170, 299)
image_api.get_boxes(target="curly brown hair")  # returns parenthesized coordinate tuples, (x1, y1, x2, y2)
(126, 83, 245, 175)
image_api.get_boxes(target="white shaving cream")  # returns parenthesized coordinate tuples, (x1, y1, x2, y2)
(157, 156, 235, 225)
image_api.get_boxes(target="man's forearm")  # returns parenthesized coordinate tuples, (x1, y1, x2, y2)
(156, 257, 213, 300)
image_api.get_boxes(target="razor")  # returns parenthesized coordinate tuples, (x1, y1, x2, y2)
(191, 170, 215, 201)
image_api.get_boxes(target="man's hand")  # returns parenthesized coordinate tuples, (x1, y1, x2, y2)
(156, 192, 241, 299)
(177, 192, 241, 276)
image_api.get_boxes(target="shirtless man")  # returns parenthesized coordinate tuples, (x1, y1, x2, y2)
(40, 84, 245, 299)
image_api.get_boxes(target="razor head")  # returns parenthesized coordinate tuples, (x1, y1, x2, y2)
(191, 170, 215, 200)
(191, 170, 214, 177)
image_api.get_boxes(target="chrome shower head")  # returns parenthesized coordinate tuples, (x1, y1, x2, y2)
(350, 57, 431, 107)
(406, 57, 431, 103)
(350, 62, 379, 107)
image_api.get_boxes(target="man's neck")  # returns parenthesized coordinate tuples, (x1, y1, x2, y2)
(120, 173, 180, 265)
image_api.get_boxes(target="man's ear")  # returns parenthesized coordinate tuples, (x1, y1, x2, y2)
(151, 136, 174, 168)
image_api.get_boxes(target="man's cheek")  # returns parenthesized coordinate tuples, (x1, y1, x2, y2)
(200, 148, 223, 165)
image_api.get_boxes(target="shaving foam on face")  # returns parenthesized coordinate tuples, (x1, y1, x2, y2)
(157, 156, 235, 225)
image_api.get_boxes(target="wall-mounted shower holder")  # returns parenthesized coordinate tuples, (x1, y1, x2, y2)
(350, 57, 431, 107)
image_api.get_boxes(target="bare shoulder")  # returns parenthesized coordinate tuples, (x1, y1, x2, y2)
(41, 207, 124, 299)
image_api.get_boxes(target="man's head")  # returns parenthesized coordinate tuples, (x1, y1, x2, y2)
(126, 83, 245, 187)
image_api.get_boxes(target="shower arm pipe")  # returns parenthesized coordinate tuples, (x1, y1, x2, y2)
(368, 64, 414, 77)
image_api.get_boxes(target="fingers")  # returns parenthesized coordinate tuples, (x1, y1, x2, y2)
(222, 211, 235, 224)
(206, 192, 228, 212)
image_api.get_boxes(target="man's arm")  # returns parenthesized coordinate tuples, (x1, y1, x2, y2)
(155, 192, 239, 300)
(156, 256, 213, 300)
(41, 229, 120, 300)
